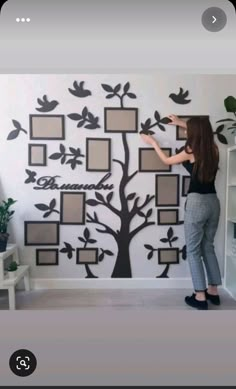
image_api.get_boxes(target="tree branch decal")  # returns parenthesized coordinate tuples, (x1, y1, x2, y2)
(7, 120, 27, 140)
(49, 144, 85, 170)
(140, 111, 171, 135)
(68, 106, 100, 129)
(101, 82, 136, 108)
(35, 198, 60, 218)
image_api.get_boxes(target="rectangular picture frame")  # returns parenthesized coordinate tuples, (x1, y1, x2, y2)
(29, 114, 65, 140)
(28, 143, 47, 166)
(104, 107, 138, 133)
(182, 175, 191, 197)
(157, 209, 179, 226)
(86, 138, 111, 172)
(36, 249, 59, 266)
(76, 248, 99, 265)
(139, 147, 172, 172)
(155, 174, 180, 207)
(158, 248, 179, 265)
(60, 191, 86, 225)
(24, 221, 60, 246)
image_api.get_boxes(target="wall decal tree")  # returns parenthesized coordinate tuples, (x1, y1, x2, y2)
(68, 107, 100, 129)
(85, 82, 155, 278)
(144, 227, 186, 278)
(60, 227, 114, 278)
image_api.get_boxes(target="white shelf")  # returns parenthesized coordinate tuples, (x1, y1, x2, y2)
(0, 265, 29, 288)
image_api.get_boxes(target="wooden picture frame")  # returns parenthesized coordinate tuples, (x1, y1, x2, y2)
(158, 248, 179, 264)
(157, 209, 179, 225)
(155, 174, 180, 207)
(36, 249, 59, 266)
(182, 175, 191, 197)
(76, 248, 99, 264)
(28, 144, 47, 166)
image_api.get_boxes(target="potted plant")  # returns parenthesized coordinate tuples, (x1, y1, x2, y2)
(7, 261, 19, 278)
(0, 198, 17, 252)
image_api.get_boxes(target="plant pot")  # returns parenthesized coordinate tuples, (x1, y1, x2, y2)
(0, 233, 9, 253)
(8, 270, 17, 279)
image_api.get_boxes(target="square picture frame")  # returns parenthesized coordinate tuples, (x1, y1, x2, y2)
(104, 107, 138, 133)
(30, 114, 65, 140)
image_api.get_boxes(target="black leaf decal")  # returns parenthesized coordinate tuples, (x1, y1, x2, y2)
(171, 237, 178, 242)
(35, 203, 49, 211)
(107, 192, 113, 203)
(49, 199, 56, 209)
(68, 113, 83, 121)
(84, 227, 90, 240)
(146, 209, 152, 218)
(127, 92, 136, 99)
(102, 84, 114, 93)
(160, 238, 168, 243)
(127, 193, 136, 201)
(7, 129, 20, 140)
(77, 120, 86, 128)
(84, 123, 99, 130)
(95, 192, 104, 202)
(60, 144, 65, 153)
(154, 110, 160, 122)
(86, 199, 100, 206)
(43, 211, 52, 218)
(137, 210, 145, 218)
(217, 133, 227, 144)
(216, 125, 224, 134)
(106, 94, 115, 99)
(88, 239, 97, 244)
(123, 82, 130, 93)
(114, 84, 121, 93)
(12, 120, 21, 129)
(182, 245, 187, 260)
(147, 251, 153, 260)
(49, 153, 62, 160)
(158, 123, 166, 132)
(78, 237, 86, 243)
(104, 250, 113, 256)
(167, 227, 173, 240)
(99, 252, 105, 262)
(159, 117, 172, 124)
(82, 106, 88, 118)
(144, 244, 153, 250)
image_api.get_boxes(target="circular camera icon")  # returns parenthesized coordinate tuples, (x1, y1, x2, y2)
(9, 349, 37, 377)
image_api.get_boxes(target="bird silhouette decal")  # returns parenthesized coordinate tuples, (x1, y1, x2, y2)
(68, 81, 92, 98)
(169, 88, 191, 104)
(36, 95, 59, 112)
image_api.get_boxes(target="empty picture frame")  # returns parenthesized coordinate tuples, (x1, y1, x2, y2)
(139, 148, 172, 172)
(182, 175, 191, 197)
(60, 191, 85, 225)
(155, 174, 180, 207)
(104, 107, 138, 133)
(176, 115, 209, 140)
(30, 114, 65, 140)
(86, 138, 111, 171)
(36, 249, 59, 266)
(158, 248, 179, 265)
(157, 209, 179, 225)
(24, 221, 60, 246)
(76, 248, 99, 265)
(28, 144, 47, 166)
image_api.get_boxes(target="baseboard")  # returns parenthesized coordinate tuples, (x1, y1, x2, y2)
(31, 278, 196, 290)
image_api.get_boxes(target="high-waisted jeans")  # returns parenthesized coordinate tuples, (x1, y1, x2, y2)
(184, 193, 222, 292)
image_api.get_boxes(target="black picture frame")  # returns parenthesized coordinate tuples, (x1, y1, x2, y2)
(139, 147, 172, 172)
(24, 221, 60, 246)
(176, 115, 209, 141)
(60, 191, 86, 225)
(104, 107, 138, 133)
(182, 175, 191, 197)
(28, 144, 47, 166)
(155, 174, 180, 207)
(36, 249, 59, 266)
(158, 248, 179, 265)
(157, 209, 179, 226)
(29, 114, 65, 140)
(76, 248, 99, 265)
(86, 138, 111, 172)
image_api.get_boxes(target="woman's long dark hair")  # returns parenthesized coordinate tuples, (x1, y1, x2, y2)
(184, 117, 219, 183)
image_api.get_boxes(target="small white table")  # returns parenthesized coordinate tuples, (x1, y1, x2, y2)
(0, 244, 30, 310)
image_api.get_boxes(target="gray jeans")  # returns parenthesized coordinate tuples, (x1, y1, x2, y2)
(184, 193, 222, 292)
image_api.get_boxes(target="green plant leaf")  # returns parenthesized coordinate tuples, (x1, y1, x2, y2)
(224, 96, 236, 113)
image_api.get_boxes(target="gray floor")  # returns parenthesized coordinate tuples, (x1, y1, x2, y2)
(0, 287, 236, 310)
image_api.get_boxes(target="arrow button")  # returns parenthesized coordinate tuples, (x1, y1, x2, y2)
(202, 7, 227, 32)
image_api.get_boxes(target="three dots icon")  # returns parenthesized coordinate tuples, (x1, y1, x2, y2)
(16, 18, 31, 23)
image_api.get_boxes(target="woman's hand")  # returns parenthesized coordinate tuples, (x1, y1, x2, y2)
(167, 114, 188, 129)
(140, 133, 157, 146)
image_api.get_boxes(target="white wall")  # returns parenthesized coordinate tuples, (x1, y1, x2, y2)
(0, 74, 235, 284)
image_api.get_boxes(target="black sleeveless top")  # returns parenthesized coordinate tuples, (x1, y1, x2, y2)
(182, 161, 217, 194)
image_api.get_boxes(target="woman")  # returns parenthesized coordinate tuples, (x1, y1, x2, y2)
(141, 114, 222, 310)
